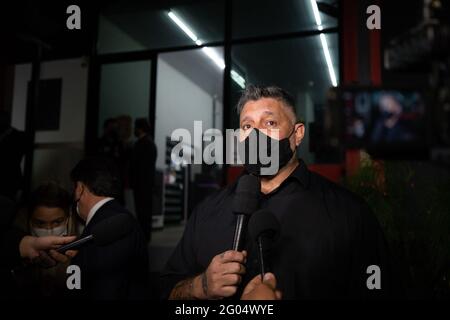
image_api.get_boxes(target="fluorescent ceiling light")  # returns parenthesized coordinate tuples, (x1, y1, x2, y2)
(231, 70, 246, 89)
(320, 33, 337, 87)
(310, 0, 337, 87)
(310, 0, 322, 28)
(168, 11, 199, 43)
(167, 9, 246, 88)
(202, 47, 225, 70)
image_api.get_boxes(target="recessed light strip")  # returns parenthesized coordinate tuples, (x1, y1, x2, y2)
(167, 10, 246, 88)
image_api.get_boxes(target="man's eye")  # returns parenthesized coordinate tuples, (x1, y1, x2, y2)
(242, 124, 252, 130)
(266, 120, 277, 127)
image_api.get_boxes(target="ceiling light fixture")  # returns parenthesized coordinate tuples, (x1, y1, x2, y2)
(310, 0, 337, 86)
(167, 10, 246, 88)
(168, 11, 199, 43)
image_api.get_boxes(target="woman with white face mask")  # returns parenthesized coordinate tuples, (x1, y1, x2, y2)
(13, 182, 79, 299)
(27, 183, 77, 238)
(30, 207, 69, 237)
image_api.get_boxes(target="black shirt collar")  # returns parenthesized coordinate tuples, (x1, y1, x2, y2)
(287, 158, 311, 189)
(237, 158, 311, 190)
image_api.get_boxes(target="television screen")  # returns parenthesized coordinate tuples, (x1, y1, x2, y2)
(342, 89, 429, 158)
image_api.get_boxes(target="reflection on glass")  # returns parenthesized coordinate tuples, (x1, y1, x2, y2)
(232, 0, 338, 39)
(98, 0, 225, 54)
(155, 47, 224, 222)
(98, 61, 151, 135)
(165, 10, 245, 89)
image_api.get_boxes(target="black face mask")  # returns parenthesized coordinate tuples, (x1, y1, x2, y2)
(238, 127, 296, 176)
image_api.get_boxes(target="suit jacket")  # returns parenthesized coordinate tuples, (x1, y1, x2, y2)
(71, 200, 149, 299)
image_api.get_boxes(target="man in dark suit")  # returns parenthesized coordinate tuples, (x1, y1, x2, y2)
(130, 118, 157, 243)
(70, 157, 149, 299)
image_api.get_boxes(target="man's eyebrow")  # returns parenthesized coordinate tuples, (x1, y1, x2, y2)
(262, 110, 275, 116)
(240, 110, 277, 123)
(240, 116, 253, 123)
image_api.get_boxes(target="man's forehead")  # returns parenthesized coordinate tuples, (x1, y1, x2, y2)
(240, 98, 285, 117)
(241, 98, 283, 113)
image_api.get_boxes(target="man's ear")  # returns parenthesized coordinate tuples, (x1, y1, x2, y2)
(75, 181, 85, 197)
(294, 123, 305, 146)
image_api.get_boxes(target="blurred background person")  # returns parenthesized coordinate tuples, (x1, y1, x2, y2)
(12, 181, 79, 298)
(97, 117, 127, 204)
(97, 118, 120, 160)
(131, 118, 157, 243)
(116, 115, 134, 206)
(0, 110, 27, 201)
(371, 94, 414, 143)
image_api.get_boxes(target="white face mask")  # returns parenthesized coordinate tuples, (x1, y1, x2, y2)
(74, 187, 84, 219)
(31, 224, 68, 237)
(76, 201, 81, 218)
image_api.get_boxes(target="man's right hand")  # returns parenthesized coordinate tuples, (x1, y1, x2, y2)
(194, 250, 247, 299)
(19, 235, 77, 261)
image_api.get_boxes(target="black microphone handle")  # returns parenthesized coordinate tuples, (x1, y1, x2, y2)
(56, 234, 94, 253)
(257, 236, 266, 280)
(232, 214, 248, 251)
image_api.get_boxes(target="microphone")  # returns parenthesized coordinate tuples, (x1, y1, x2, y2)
(232, 175, 260, 251)
(248, 209, 281, 279)
(56, 213, 133, 253)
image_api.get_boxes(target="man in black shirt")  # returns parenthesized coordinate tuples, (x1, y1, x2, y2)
(161, 85, 391, 300)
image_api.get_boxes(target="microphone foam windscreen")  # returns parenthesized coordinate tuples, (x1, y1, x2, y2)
(91, 214, 134, 246)
(232, 175, 260, 215)
(248, 209, 281, 243)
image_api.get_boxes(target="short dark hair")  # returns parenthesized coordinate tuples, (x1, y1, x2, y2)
(236, 85, 297, 121)
(29, 182, 71, 216)
(135, 118, 151, 134)
(70, 157, 121, 198)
